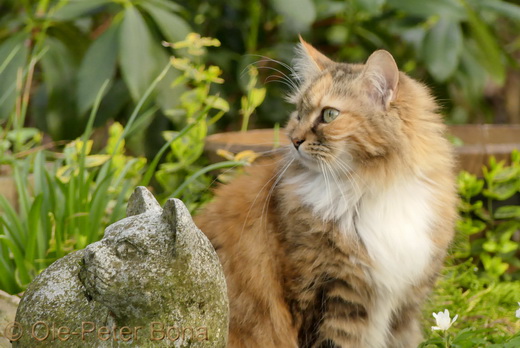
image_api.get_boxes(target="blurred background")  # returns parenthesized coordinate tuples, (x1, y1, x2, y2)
(1, 0, 519, 147)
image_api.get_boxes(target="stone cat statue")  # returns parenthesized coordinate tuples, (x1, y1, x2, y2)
(13, 187, 228, 347)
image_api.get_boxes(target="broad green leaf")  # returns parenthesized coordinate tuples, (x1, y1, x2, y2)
(494, 205, 520, 219)
(147, 0, 183, 13)
(493, 166, 520, 183)
(77, 20, 120, 115)
(0, 33, 29, 120)
(269, 0, 316, 34)
(387, 0, 465, 20)
(39, 37, 81, 138)
(353, 0, 386, 16)
(478, 0, 520, 22)
(483, 181, 520, 200)
(465, 3, 506, 84)
(499, 240, 518, 254)
(119, 6, 157, 101)
(422, 18, 462, 82)
(51, 0, 111, 20)
(140, 2, 191, 44)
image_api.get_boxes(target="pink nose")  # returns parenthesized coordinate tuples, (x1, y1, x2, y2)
(291, 137, 305, 149)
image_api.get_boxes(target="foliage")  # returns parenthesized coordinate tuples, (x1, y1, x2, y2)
(0, 121, 146, 294)
(184, 0, 520, 126)
(154, 34, 248, 210)
(455, 150, 520, 281)
(0, 0, 191, 140)
(421, 259, 520, 346)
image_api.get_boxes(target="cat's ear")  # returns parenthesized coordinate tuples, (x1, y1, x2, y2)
(127, 186, 161, 216)
(161, 198, 195, 233)
(361, 50, 399, 110)
(293, 36, 333, 83)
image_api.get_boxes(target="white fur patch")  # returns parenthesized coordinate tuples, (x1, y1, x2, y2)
(356, 177, 436, 347)
(285, 162, 436, 347)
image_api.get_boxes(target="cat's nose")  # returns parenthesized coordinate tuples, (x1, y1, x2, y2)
(291, 137, 305, 150)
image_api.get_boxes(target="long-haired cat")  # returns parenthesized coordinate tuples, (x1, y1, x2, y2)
(195, 38, 457, 348)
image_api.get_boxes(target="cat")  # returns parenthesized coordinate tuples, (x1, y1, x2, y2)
(194, 38, 457, 348)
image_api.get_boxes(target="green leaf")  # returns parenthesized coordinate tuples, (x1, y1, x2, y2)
(39, 36, 81, 138)
(269, 0, 316, 34)
(498, 240, 518, 254)
(147, 0, 183, 13)
(118, 6, 157, 101)
(422, 18, 462, 82)
(493, 166, 520, 183)
(494, 206, 520, 219)
(353, 0, 386, 16)
(140, 2, 191, 44)
(464, 2, 506, 84)
(482, 239, 498, 253)
(76, 20, 120, 115)
(456, 218, 486, 235)
(387, 0, 466, 20)
(483, 181, 520, 201)
(478, 0, 520, 22)
(51, 0, 111, 20)
(480, 253, 508, 277)
(0, 33, 29, 120)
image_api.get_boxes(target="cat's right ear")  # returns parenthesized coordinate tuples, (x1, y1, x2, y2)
(293, 36, 333, 83)
(126, 186, 162, 216)
(361, 50, 399, 110)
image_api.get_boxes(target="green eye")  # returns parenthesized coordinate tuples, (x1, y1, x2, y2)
(322, 108, 340, 123)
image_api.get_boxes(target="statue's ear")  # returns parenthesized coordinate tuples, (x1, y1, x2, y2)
(161, 198, 193, 231)
(126, 186, 161, 216)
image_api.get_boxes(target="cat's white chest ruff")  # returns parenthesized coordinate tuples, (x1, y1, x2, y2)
(355, 178, 435, 293)
(290, 171, 435, 292)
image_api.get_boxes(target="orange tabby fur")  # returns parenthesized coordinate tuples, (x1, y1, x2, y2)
(195, 40, 457, 348)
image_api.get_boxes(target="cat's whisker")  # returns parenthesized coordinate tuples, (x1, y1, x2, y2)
(240, 157, 293, 239)
(257, 66, 299, 91)
(260, 158, 294, 233)
(241, 55, 301, 92)
(243, 55, 299, 80)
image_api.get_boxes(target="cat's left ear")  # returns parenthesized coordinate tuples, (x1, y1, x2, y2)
(362, 50, 399, 110)
(294, 36, 333, 83)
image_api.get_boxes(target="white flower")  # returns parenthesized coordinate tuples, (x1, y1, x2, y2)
(431, 309, 458, 331)
(516, 302, 520, 319)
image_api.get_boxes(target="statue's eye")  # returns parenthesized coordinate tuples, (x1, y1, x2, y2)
(115, 241, 139, 259)
(321, 108, 340, 123)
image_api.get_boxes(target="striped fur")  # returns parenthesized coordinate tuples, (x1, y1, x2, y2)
(195, 41, 457, 347)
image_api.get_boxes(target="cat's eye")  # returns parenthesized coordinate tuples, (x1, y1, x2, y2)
(116, 241, 139, 259)
(322, 108, 340, 123)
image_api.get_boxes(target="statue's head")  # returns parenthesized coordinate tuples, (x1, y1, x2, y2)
(78, 187, 204, 321)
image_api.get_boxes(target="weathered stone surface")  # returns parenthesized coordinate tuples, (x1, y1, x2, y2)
(0, 290, 20, 348)
(14, 187, 228, 347)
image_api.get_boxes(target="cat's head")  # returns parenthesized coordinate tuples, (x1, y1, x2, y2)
(285, 38, 434, 173)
